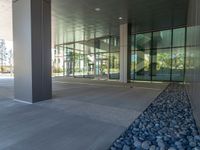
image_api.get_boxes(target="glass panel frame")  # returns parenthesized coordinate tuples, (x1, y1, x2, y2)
(135, 33, 152, 50)
(131, 27, 186, 82)
(151, 48, 171, 81)
(109, 52, 120, 79)
(135, 50, 151, 81)
(172, 48, 185, 81)
(53, 27, 187, 82)
(173, 28, 185, 47)
(153, 29, 172, 49)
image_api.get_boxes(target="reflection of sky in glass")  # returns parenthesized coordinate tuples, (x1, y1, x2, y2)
(131, 54, 137, 62)
(87, 55, 94, 62)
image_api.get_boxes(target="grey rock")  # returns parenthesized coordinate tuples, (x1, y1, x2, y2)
(190, 141, 197, 147)
(134, 140, 141, 148)
(124, 139, 131, 145)
(132, 136, 138, 141)
(168, 147, 176, 150)
(109, 84, 200, 150)
(133, 128, 139, 132)
(177, 146, 184, 150)
(110, 147, 116, 150)
(156, 136, 162, 140)
(187, 136, 194, 141)
(149, 145, 156, 150)
(163, 136, 170, 142)
(157, 141, 165, 148)
(141, 141, 151, 150)
(175, 141, 182, 147)
(113, 142, 122, 148)
(195, 136, 200, 141)
(122, 144, 130, 150)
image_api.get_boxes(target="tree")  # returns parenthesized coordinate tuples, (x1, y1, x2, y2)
(0, 39, 6, 72)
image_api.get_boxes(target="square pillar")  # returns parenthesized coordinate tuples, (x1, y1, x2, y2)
(13, 0, 52, 103)
(120, 23, 131, 83)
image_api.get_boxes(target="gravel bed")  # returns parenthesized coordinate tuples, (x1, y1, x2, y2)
(109, 83, 200, 150)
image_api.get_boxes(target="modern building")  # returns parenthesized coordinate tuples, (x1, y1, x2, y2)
(0, 0, 200, 149)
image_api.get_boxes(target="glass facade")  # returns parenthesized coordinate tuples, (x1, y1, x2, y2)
(53, 27, 187, 82)
(131, 27, 186, 82)
(53, 36, 120, 80)
(151, 49, 171, 81)
(185, 26, 200, 82)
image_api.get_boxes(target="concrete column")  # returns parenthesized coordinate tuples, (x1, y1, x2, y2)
(13, 0, 52, 103)
(120, 23, 131, 83)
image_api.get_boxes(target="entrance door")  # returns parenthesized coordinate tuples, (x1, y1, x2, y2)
(64, 50, 74, 77)
(95, 53, 109, 80)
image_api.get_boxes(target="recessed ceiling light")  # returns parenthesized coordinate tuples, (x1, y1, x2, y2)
(95, 8, 101, 11)
(118, 17, 123, 20)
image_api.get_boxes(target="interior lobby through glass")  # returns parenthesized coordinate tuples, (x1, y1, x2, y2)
(53, 26, 195, 82)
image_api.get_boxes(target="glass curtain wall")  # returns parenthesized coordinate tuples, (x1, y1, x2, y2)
(53, 27, 187, 82)
(63, 44, 74, 77)
(53, 45, 64, 76)
(172, 28, 186, 81)
(133, 33, 152, 80)
(95, 38, 110, 80)
(53, 36, 120, 80)
(185, 26, 200, 81)
(109, 37, 120, 79)
(131, 27, 186, 82)
(74, 43, 84, 77)
(152, 30, 171, 81)
(83, 39, 95, 78)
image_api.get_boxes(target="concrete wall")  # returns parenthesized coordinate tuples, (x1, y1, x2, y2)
(186, 0, 200, 127)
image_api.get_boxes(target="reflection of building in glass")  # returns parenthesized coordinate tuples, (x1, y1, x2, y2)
(53, 27, 194, 82)
(132, 27, 186, 82)
(0, 39, 13, 74)
(52, 47, 64, 76)
(53, 36, 120, 80)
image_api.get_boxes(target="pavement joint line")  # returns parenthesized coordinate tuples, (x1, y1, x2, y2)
(53, 81, 162, 91)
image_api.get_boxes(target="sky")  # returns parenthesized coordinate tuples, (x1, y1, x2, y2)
(0, 0, 55, 47)
(5, 40, 13, 50)
(0, 0, 12, 42)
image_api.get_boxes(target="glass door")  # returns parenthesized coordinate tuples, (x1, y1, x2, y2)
(64, 47, 74, 77)
(135, 50, 151, 80)
(95, 53, 109, 80)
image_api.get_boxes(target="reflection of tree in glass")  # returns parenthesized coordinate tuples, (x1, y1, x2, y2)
(157, 53, 171, 70)
(144, 54, 150, 71)
(172, 50, 184, 69)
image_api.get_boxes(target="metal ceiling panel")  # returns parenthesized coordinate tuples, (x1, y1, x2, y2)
(52, 0, 188, 44)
